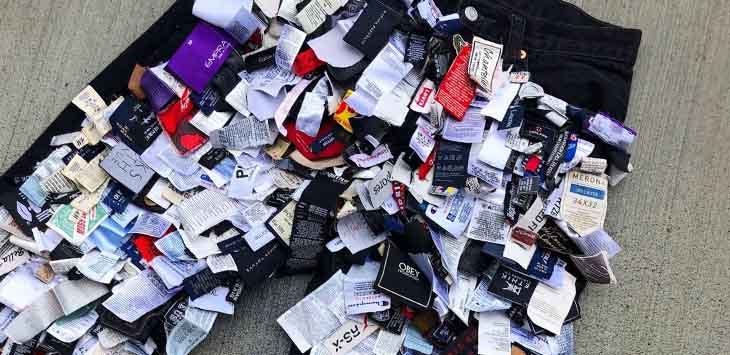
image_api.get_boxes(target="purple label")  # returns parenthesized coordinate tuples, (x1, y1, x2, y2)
(140, 69, 175, 112)
(166, 22, 235, 93)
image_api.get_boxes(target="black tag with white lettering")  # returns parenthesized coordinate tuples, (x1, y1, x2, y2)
(374, 241, 433, 310)
(432, 140, 470, 190)
(198, 148, 229, 169)
(499, 104, 525, 130)
(537, 220, 581, 255)
(343, 0, 402, 59)
(232, 240, 288, 287)
(109, 96, 162, 154)
(183, 268, 223, 300)
(190, 85, 225, 115)
(369, 308, 407, 334)
(517, 176, 541, 196)
(244, 47, 276, 70)
(310, 130, 338, 154)
(0, 188, 53, 236)
(405, 33, 428, 65)
(226, 279, 245, 304)
(217, 235, 247, 254)
(487, 265, 538, 305)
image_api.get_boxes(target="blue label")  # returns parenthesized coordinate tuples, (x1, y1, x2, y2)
(570, 184, 605, 200)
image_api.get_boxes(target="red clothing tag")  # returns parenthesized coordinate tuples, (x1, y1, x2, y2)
(157, 89, 207, 155)
(132, 235, 163, 262)
(525, 155, 542, 174)
(391, 181, 407, 214)
(417, 149, 436, 180)
(293, 48, 325, 77)
(285, 120, 345, 160)
(435, 45, 476, 120)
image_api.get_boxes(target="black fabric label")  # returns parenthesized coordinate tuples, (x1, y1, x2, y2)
(232, 240, 287, 286)
(198, 148, 229, 170)
(244, 46, 276, 70)
(109, 96, 163, 154)
(190, 86, 224, 116)
(0, 189, 53, 236)
(183, 268, 222, 300)
(374, 241, 433, 310)
(405, 33, 428, 65)
(499, 104, 525, 130)
(226, 279, 245, 303)
(517, 175, 540, 196)
(217, 235, 247, 254)
(433, 140, 469, 189)
(487, 265, 538, 305)
(343, 0, 401, 59)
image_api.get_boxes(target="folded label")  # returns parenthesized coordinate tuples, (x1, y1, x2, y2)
(232, 240, 287, 286)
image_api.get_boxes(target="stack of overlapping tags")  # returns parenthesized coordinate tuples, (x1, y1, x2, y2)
(0, 0, 642, 354)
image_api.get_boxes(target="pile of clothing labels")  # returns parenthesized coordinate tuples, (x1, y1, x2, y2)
(0, 0, 643, 354)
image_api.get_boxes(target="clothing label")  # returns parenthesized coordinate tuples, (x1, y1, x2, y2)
(209, 114, 276, 150)
(435, 45, 476, 120)
(405, 33, 428, 65)
(410, 79, 436, 113)
(267, 200, 296, 244)
(367, 162, 393, 208)
(296, 0, 345, 33)
(425, 192, 476, 237)
(478, 121, 512, 170)
(343, 0, 400, 58)
(72, 86, 107, 119)
(224, 7, 262, 45)
(409, 122, 437, 162)
(374, 242, 433, 310)
(109, 97, 163, 154)
(468, 37, 503, 93)
(276, 24, 307, 69)
(166, 22, 234, 93)
(46, 204, 108, 246)
(569, 251, 616, 284)
(560, 171, 608, 235)
(511, 197, 546, 247)
(465, 200, 509, 243)
(324, 320, 379, 354)
(177, 189, 240, 236)
(527, 271, 576, 335)
(433, 141, 470, 191)
(442, 107, 486, 143)
(336, 212, 387, 253)
(100, 143, 155, 194)
(477, 311, 511, 355)
(487, 265, 537, 305)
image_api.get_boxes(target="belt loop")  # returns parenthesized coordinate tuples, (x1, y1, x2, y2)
(504, 14, 527, 70)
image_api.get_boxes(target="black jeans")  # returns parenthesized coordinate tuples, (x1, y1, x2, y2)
(459, 0, 642, 123)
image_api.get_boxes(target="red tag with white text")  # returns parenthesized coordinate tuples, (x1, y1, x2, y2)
(435, 45, 476, 121)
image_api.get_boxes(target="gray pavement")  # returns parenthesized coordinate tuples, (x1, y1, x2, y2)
(0, 1, 728, 354)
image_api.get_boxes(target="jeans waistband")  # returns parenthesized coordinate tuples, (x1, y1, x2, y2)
(459, 0, 642, 66)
